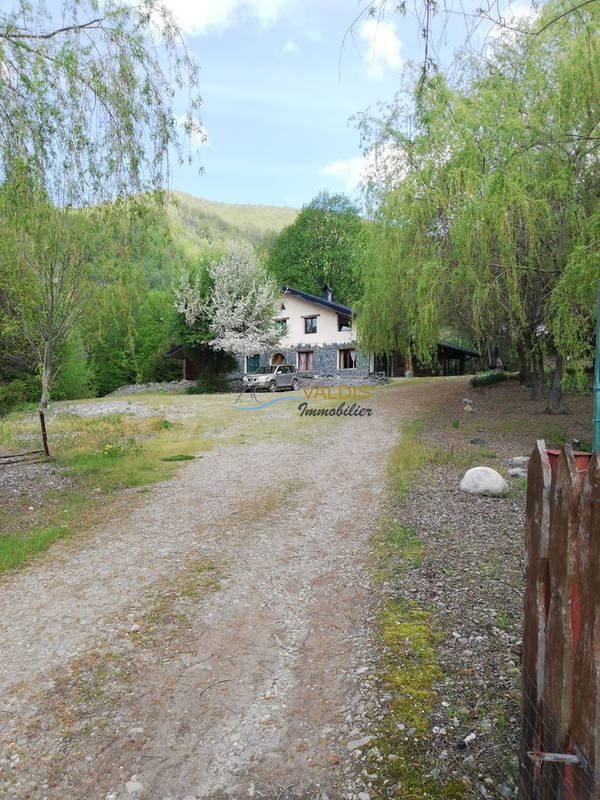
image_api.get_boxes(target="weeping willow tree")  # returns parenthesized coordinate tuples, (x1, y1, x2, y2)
(357, 0, 600, 413)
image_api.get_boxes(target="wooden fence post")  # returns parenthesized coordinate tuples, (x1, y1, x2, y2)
(543, 446, 579, 800)
(521, 440, 552, 799)
(570, 453, 600, 800)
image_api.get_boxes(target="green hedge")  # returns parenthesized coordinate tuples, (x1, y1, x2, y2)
(470, 370, 508, 388)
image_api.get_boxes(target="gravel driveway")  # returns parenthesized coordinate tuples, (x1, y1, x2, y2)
(0, 380, 463, 800)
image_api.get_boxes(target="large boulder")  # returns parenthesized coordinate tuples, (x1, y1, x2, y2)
(460, 467, 510, 497)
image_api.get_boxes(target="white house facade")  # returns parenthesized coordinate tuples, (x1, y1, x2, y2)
(238, 285, 371, 377)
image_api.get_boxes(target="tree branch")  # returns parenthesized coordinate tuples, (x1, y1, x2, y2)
(0, 18, 105, 41)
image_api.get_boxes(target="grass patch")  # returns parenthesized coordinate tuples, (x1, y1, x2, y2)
(478, 444, 497, 460)
(387, 420, 429, 497)
(161, 454, 195, 462)
(0, 526, 70, 570)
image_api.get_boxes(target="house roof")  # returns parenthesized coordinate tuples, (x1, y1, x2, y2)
(438, 341, 480, 359)
(165, 344, 184, 359)
(280, 286, 353, 317)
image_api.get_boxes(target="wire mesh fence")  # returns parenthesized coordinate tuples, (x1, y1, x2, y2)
(520, 670, 595, 800)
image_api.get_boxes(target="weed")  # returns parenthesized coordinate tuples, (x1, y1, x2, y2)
(451, 419, 460, 429)
(478, 444, 497, 459)
(498, 612, 508, 630)
(547, 430, 566, 448)
(497, 714, 507, 732)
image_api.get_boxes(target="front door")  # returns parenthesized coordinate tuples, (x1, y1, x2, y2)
(247, 354, 260, 373)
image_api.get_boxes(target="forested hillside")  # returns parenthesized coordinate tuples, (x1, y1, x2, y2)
(0, 193, 297, 409)
(166, 191, 298, 258)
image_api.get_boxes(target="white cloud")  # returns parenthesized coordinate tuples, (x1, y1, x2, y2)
(359, 19, 403, 80)
(320, 143, 407, 192)
(176, 115, 209, 146)
(282, 40, 300, 54)
(488, 2, 539, 40)
(161, 0, 289, 36)
(320, 156, 369, 191)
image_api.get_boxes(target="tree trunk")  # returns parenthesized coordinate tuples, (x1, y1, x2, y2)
(517, 342, 530, 386)
(38, 340, 52, 457)
(531, 349, 545, 401)
(545, 353, 564, 414)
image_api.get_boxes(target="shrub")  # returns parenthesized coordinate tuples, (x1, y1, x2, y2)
(470, 370, 508, 388)
(0, 375, 41, 415)
(185, 374, 230, 394)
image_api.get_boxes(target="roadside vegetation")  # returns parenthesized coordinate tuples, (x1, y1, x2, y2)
(363, 377, 592, 799)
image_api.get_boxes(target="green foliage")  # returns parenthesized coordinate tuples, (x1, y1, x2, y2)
(470, 371, 508, 388)
(0, 527, 70, 572)
(266, 191, 363, 306)
(0, 376, 41, 416)
(185, 375, 230, 394)
(357, 1, 600, 402)
(0, 1, 201, 204)
(52, 331, 94, 401)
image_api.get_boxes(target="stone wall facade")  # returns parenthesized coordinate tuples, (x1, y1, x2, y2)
(236, 343, 371, 378)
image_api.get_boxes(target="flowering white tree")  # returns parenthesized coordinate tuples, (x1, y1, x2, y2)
(175, 243, 281, 356)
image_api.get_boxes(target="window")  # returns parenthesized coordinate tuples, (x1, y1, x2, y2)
(338, 349, 357, 369)
(297, 351, 314, 370)
(246, 354, 260, 373)
(338, 315, 352, 331)
(304, 316, 317, 334)
(276, 319, 288, 334)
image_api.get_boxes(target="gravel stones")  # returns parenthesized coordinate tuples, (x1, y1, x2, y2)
(347, 735, 376, 751)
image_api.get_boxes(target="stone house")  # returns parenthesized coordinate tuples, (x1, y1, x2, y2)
(239, 285, 370, 377)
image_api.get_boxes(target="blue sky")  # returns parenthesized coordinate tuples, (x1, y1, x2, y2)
(2, 0, 529, 210)
(167, 0, 505, 209)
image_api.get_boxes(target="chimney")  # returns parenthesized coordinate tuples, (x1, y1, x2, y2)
(322, 283, 333, 302)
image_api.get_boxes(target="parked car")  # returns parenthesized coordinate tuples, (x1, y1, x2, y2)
(243, 364, 300, 392)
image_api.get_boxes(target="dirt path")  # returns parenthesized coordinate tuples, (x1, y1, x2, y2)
(0, 379, 465, 800)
